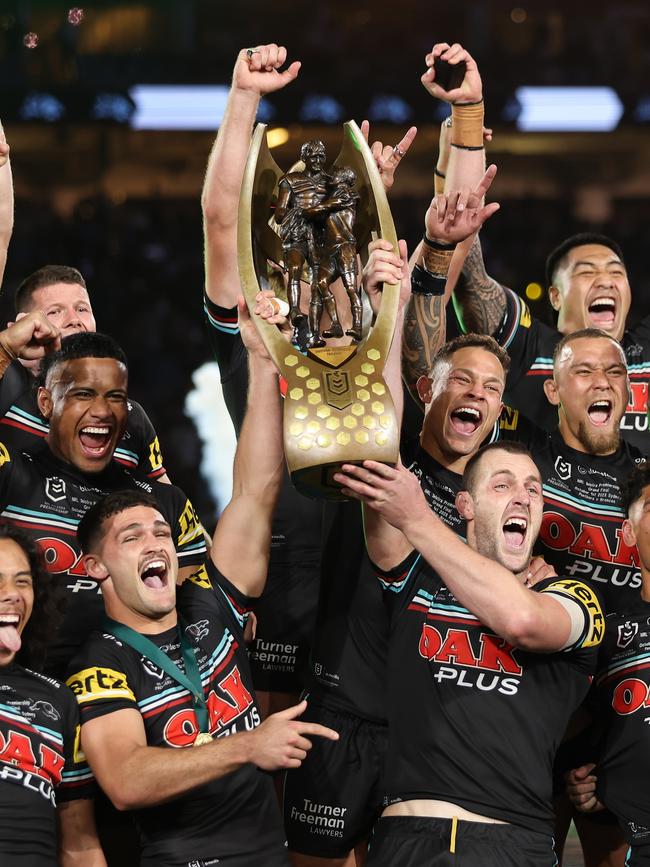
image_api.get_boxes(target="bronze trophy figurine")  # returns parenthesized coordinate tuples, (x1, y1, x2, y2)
(238, 121, 400, 499)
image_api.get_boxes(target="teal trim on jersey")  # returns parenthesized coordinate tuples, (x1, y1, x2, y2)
(543, 483, 625, 518)
(2, 505, 79, 527)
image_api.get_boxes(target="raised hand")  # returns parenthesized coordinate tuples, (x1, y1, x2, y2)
(425, 164, 500, 246)
(360, 120, 417, 193)
(421, 42, 483, 105)
(0, 311, 60, 361)
(362, 239, 410, 317)
(232, 43, 301, 96)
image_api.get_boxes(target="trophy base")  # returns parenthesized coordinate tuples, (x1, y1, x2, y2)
(291, 459, 396, 501)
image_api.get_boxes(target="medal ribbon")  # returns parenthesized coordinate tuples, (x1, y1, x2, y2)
(102, 617, 210, 735)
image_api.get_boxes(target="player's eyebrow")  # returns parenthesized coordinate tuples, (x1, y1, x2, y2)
(117, 519, 170, 536)
(571, 258, 624, 270)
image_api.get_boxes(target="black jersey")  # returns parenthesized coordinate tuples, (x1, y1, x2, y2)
(307, 449, 465, 722)
(590, 601, 650, 847)
(0, 440, 206, 675)
(490, 287, 650, 451)
(0, 662, 94, 865)
(0, 360, 166, 479)
(509, 424, 645, 612)
(378, 554, 602, 834)
(67, 560, 286, 866)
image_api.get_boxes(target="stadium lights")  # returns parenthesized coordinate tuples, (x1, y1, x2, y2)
(515, 86, 623, 132)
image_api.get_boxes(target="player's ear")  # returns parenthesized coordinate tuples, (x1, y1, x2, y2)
(417, 375, 433, 405)
(621, 519, 637, 548)
(83, 554, 109, 583)
(455, 490, 474, 520)
(548, 284, 562, 311)
(37, 386, 53, 419)
(543, 376, 560, 407)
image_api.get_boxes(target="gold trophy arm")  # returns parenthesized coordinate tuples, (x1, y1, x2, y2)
(332, 121, 400, 361)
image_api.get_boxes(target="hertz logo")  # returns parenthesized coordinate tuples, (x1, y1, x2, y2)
(66, 667, 135, 703)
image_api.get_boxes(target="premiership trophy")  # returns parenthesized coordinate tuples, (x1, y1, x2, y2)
(238, 121, 400, 499)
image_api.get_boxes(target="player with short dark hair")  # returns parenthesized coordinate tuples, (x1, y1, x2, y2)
(336, 443, 604, 867)
(0, 523, 105, 866)
(66, 317, 338, 867)
(0, 328, 206, 677)
(14, 265, 88, 315)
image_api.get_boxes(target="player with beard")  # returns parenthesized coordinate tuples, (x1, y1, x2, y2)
(65, 300, 338, 867)
(567, 464, 650, 866)
(0, 267, 168, 481)
(0, 523, 105, 866)
(335, 442, 603, 867)
(0, 328, 206, 679)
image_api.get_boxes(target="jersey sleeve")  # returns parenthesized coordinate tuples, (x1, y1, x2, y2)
(157, 483, 208, 567)
(374, 549, 421, 594)
(66, 641, 138, 724)
(203, 292, 249, 436)
(56, 684, 96, 802)
(490, 288, 547, 382)
(178, 557, 255, 638)
(126, 400, 167, 480)
(537, 578, 605, 654)
(0, 360, 32, 417)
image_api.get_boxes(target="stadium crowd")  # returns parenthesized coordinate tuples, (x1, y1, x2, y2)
(0, 37, 649, 867)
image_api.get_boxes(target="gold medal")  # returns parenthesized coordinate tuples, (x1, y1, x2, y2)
(194, 731, 213, 747)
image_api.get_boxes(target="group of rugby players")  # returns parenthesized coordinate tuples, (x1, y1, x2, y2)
(0, 36, 649, 867)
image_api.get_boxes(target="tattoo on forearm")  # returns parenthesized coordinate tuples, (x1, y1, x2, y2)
(402, 294, 445, 403)
(455, 235, 507, 335)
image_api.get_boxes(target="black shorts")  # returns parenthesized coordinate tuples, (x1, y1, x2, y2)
(249, 558, 319, 693)
(365, 816, 557, 867)
(283, 703, 388, 858)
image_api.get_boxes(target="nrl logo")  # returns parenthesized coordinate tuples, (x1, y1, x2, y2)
(554, 456, 571, 481)
(617, 621, 639, 649)
(45, 476, 66, 502)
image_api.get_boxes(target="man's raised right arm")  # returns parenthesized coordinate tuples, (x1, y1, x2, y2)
(0, 121, 13, 290)
(453, 232, 508, 336)
(202, 44, 300, 308)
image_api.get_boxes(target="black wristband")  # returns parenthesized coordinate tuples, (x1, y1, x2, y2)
(411, 263, 446, 296)
(423, 236, 457, 251)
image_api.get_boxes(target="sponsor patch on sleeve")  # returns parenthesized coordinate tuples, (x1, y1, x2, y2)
(540, 579, 604, 648)
(186, 563, 212, 590)
(66, 667, 135, 704)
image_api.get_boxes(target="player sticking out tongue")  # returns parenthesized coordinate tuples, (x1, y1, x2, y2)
(0, 614, 22, 653)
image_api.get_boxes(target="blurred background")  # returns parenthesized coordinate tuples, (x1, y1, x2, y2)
(2, 0, 650, 527)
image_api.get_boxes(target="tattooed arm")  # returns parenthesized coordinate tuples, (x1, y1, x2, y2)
(402, 169, 500, 404)
(453, 233, 508, 336)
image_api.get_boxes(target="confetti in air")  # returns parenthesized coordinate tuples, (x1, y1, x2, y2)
(67, 8, 84, 26)
(23, 32, 38, 48)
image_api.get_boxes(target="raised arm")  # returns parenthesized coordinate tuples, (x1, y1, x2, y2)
(202, 44, 300, 308)
(0, 121, 13, 289)
(210, 300, 284, 596)
(454, 232, 509, 335)
(402, 167, 500, 403)
(336, 461, 593, 653)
